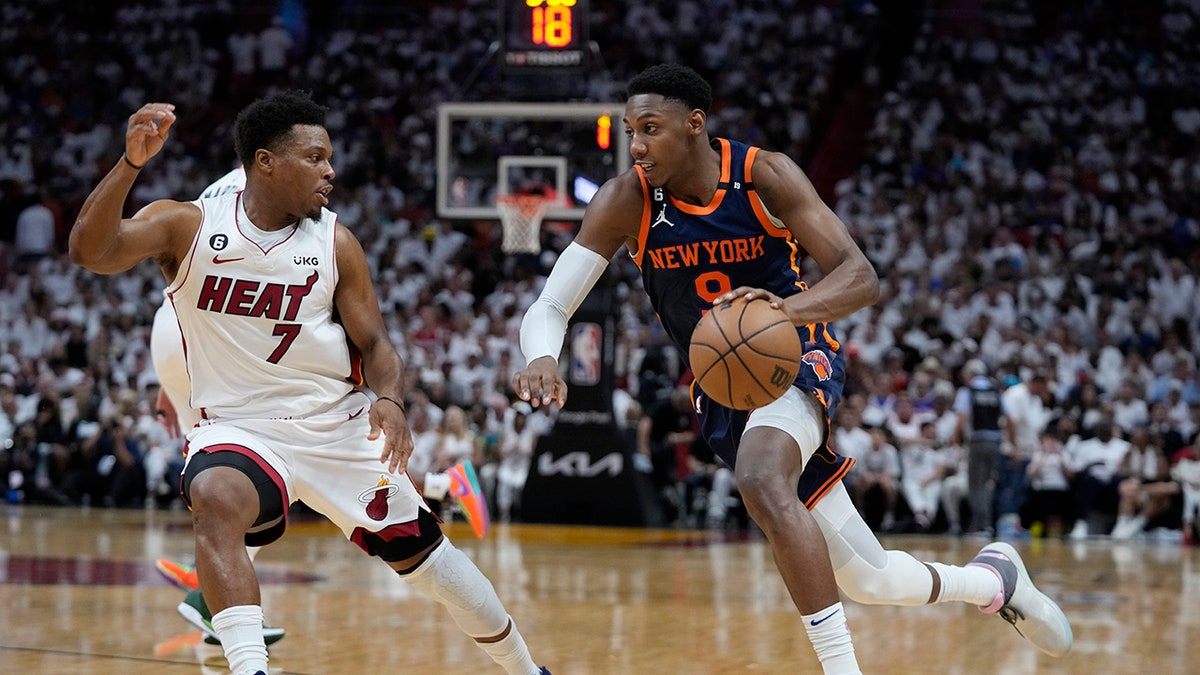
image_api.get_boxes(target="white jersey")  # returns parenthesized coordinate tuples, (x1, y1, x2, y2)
(167, 191, 360, 419)
(199, 166, 247, 198)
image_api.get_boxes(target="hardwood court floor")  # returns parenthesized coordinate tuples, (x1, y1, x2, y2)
(1, 504, 1196, 674)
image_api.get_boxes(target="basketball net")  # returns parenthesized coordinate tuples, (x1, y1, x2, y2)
(496, 194, 549, 254)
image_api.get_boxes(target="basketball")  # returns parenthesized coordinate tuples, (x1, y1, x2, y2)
(689, 297, 801, 410)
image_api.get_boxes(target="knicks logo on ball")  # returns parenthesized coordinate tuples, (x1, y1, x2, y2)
(802, 351, 834, 382)
(358, 476, 401, 521)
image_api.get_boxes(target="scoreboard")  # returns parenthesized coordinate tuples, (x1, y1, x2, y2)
(502, 0, 589, 69)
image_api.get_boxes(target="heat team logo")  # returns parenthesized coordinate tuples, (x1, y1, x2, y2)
(358, 475, 401, 521)
(802, 350, 834, 382)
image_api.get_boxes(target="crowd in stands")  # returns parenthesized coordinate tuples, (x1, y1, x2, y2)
(1, 1, 1199, 542)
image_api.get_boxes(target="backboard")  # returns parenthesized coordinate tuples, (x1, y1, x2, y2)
(436, 102, 630, 221)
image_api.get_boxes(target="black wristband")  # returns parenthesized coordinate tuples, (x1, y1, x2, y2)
(376, 396, 405, 413)
(122, 153, 145, 170)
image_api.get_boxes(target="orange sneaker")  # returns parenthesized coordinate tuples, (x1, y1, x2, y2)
(447, 461, 491, 538)
(156, 559, 200, 592)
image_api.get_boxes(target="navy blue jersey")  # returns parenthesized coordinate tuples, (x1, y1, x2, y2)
(631, 138, 852, 506)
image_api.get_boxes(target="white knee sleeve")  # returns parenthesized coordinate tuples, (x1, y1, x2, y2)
(811, 483, 934, 606)
(399, 539, 510, 638)
(744, 388, 825, 461)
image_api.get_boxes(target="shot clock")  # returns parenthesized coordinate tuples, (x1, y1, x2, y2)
(502, 0, 589, 69)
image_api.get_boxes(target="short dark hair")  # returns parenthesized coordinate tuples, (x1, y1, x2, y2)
(234, 90, 328, 169)
(626, 63, 712, 114)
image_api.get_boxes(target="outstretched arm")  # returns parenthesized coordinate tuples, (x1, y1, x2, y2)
(512, 170, 644, 408)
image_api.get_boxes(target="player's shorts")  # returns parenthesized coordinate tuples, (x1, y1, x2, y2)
(691, 342, 853, 508)
(182, 390, 432, 550)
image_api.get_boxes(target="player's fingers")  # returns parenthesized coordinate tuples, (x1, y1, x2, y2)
(155, 111, 177, 137)
(513, 372, 532, 401)
(386, 444, 409, 474)
(554, 378, 569, 407)
(523, 372, 548, 407)
(713, 286, 757, 304)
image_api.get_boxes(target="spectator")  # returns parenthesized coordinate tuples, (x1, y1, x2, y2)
(1111, 427, 1177, 540)
(998, 370, 1052, 537)
(852, 426, 902, 532)
(1023, 429, 1075, 538)
(885, 392, 928, 450)
(1068, 418, 1131, 539)
(832, 397, 873, 496)
(13, 191, 57, 270)
(898, 421, 946, 532)
(491, 402, 537, 522)
(433, 405, 480, 474)
(636, 385, 699, 523)
(930, 383, 969, 535)
(257, 17, 294, 87)
(1112, 379, 1151, 434)
(405, 402, 443, 482)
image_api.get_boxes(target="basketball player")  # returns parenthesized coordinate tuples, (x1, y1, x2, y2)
(151, 166, 492, 645)
(513, 64, 1071, 672)
(70, 93, 548, 675)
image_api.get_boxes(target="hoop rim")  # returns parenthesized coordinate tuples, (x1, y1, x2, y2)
(496, 193, 552, 217)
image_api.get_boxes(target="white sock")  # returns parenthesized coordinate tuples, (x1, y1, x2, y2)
(477, 617, 540, 675)
(211, 605, 268, 675)
(928, 562, 1003, 606)
(424, 472, 452, 500)
(801, 602, 860, 675)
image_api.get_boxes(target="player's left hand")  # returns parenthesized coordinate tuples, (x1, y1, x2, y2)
(369, 398, 414, 474)
(714, 286, 784, 309)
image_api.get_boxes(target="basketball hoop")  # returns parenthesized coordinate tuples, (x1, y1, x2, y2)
(497, 194, 549, 254)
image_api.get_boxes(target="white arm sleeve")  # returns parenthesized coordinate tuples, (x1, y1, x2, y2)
(519, 241, 610, 364)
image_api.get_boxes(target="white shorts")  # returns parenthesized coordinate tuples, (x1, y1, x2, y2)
(184, 390, 431, 547)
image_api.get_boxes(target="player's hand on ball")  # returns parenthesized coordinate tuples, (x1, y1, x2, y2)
(714, 286, 785, 311)
(513, 355, 567, 409)
(369, 400, 414, 474)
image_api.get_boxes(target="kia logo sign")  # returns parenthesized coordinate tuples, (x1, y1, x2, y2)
(537, 451, 624, 477)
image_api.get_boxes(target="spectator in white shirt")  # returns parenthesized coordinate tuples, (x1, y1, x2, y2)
(1023, 428, 1075, 537)
(1067, 418, 1130, 539)
(832, 399, 873, 498)
(491, 402, 538, 522)
(852, 426, 902, 532)
(14, 192, 56, 270)
(1111, 379, 1150, 434)
(899, 422, 946, 531)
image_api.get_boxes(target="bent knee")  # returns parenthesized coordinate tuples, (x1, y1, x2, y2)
(188, 468, 258, 523)
(734, 468, 793, 507)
